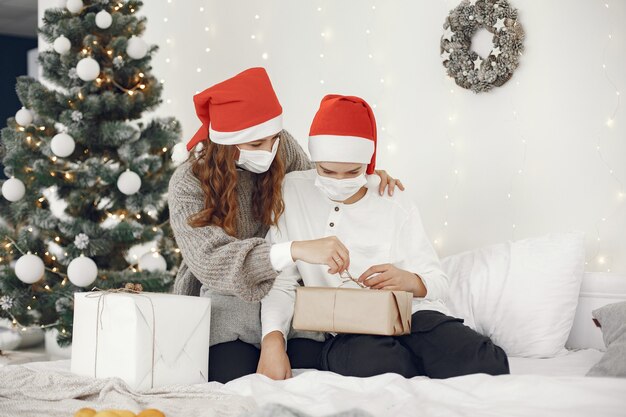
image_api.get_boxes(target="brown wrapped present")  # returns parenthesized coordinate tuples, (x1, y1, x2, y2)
(292, 287, 412, 336)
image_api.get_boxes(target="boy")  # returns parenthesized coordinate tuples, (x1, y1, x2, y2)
(258, 95, 509, 380)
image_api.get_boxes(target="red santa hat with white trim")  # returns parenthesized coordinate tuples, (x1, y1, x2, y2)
(308, 94, 377, 175)
(187, 67, 283, 151)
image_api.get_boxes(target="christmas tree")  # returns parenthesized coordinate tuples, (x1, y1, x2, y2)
(0, 0, 181, 347)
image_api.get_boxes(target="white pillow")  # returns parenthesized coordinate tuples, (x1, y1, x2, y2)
(440, 232, 585, 358)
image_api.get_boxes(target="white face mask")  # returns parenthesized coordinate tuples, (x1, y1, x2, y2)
(314, 172, 367, 201)
(236, 138, 280, 174)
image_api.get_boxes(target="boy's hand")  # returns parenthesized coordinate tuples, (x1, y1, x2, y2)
(257, 331, 292, 380)
(358, 264, 427, 297)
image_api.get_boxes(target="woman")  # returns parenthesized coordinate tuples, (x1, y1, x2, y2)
(168, 68, 402, 383)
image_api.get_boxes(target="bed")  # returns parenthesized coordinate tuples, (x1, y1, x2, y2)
(1, 348, 625, 417)
(1, 271, 625, 417)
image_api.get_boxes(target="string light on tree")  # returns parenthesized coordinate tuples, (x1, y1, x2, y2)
(143, 205, 157, 220)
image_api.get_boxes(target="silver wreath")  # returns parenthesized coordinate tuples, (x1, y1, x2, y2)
(440, 0, 525, 93)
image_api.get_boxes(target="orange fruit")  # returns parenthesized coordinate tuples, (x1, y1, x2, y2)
(137, 409, 166, 417)
(74, 409, 97, 417)
(93, 412, 122, 417)
(106, 410, 136, 417)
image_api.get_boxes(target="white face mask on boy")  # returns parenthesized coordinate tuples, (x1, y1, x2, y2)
(235, 138, 280, 174)
(314, 173, 367, 201)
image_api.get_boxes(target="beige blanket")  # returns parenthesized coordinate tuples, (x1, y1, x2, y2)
(0, 360, 254, 417)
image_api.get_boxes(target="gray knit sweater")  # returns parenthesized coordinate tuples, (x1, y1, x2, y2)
(168, 130, 324, 347)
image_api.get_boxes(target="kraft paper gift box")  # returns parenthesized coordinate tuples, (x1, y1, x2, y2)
(71, 291, 211, 389)
(292, 287, 412, 336)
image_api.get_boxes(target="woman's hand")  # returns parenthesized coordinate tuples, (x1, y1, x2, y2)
(374, 169, 405, 197)
(257, 331, 292, 380)
(291, 236, 350, 274)
(358, 263, 427, 297)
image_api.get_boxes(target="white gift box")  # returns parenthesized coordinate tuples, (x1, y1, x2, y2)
(70, 291, 211, 389)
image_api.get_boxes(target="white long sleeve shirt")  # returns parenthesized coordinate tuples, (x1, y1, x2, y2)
(262, 169, 450, 341)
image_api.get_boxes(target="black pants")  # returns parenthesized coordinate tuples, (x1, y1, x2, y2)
(208, 339, 260, 383)
(208, 310, 509, 383)
(289, 310, 510, 379)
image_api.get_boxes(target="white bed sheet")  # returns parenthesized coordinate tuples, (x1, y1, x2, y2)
(224, 371, 626, 417)
(508, 348, 605, 376)
(221, 349, 626, 417)
(10, 350, 626, 417)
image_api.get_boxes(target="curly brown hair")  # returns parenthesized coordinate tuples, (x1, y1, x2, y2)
(186, 132, 286, 236)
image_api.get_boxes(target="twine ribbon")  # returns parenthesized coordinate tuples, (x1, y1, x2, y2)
(338, 270, 367, 289)
(85, 287, 156, 388)
(333, 272, 367, 333)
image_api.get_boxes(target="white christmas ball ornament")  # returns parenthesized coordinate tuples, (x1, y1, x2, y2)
(76, 57, 100, 81)
(138, 252, 167, 272)
(126, 36, 148, 60)
(15, 253, 45, 284)
(53, 35, 71, 54)
(66, 0, 83, 13)
(50, 133, 75, 158)
(95, 10, 112, 29)
(117, 170, 141, 195)
(67, 255, 98, 287)
(2, 177, 25, 202)
(15, 107, 33, 126)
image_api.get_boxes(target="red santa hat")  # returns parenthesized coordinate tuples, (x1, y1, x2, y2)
(308, 95, 377, 175)
(187, 67, 283, 151)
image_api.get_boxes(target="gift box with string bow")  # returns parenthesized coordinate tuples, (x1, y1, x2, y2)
(292, 284, 413, 336)
(70, 287, 211, 389)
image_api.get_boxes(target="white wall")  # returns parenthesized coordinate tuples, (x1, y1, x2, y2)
(43, 0, 626, 273)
